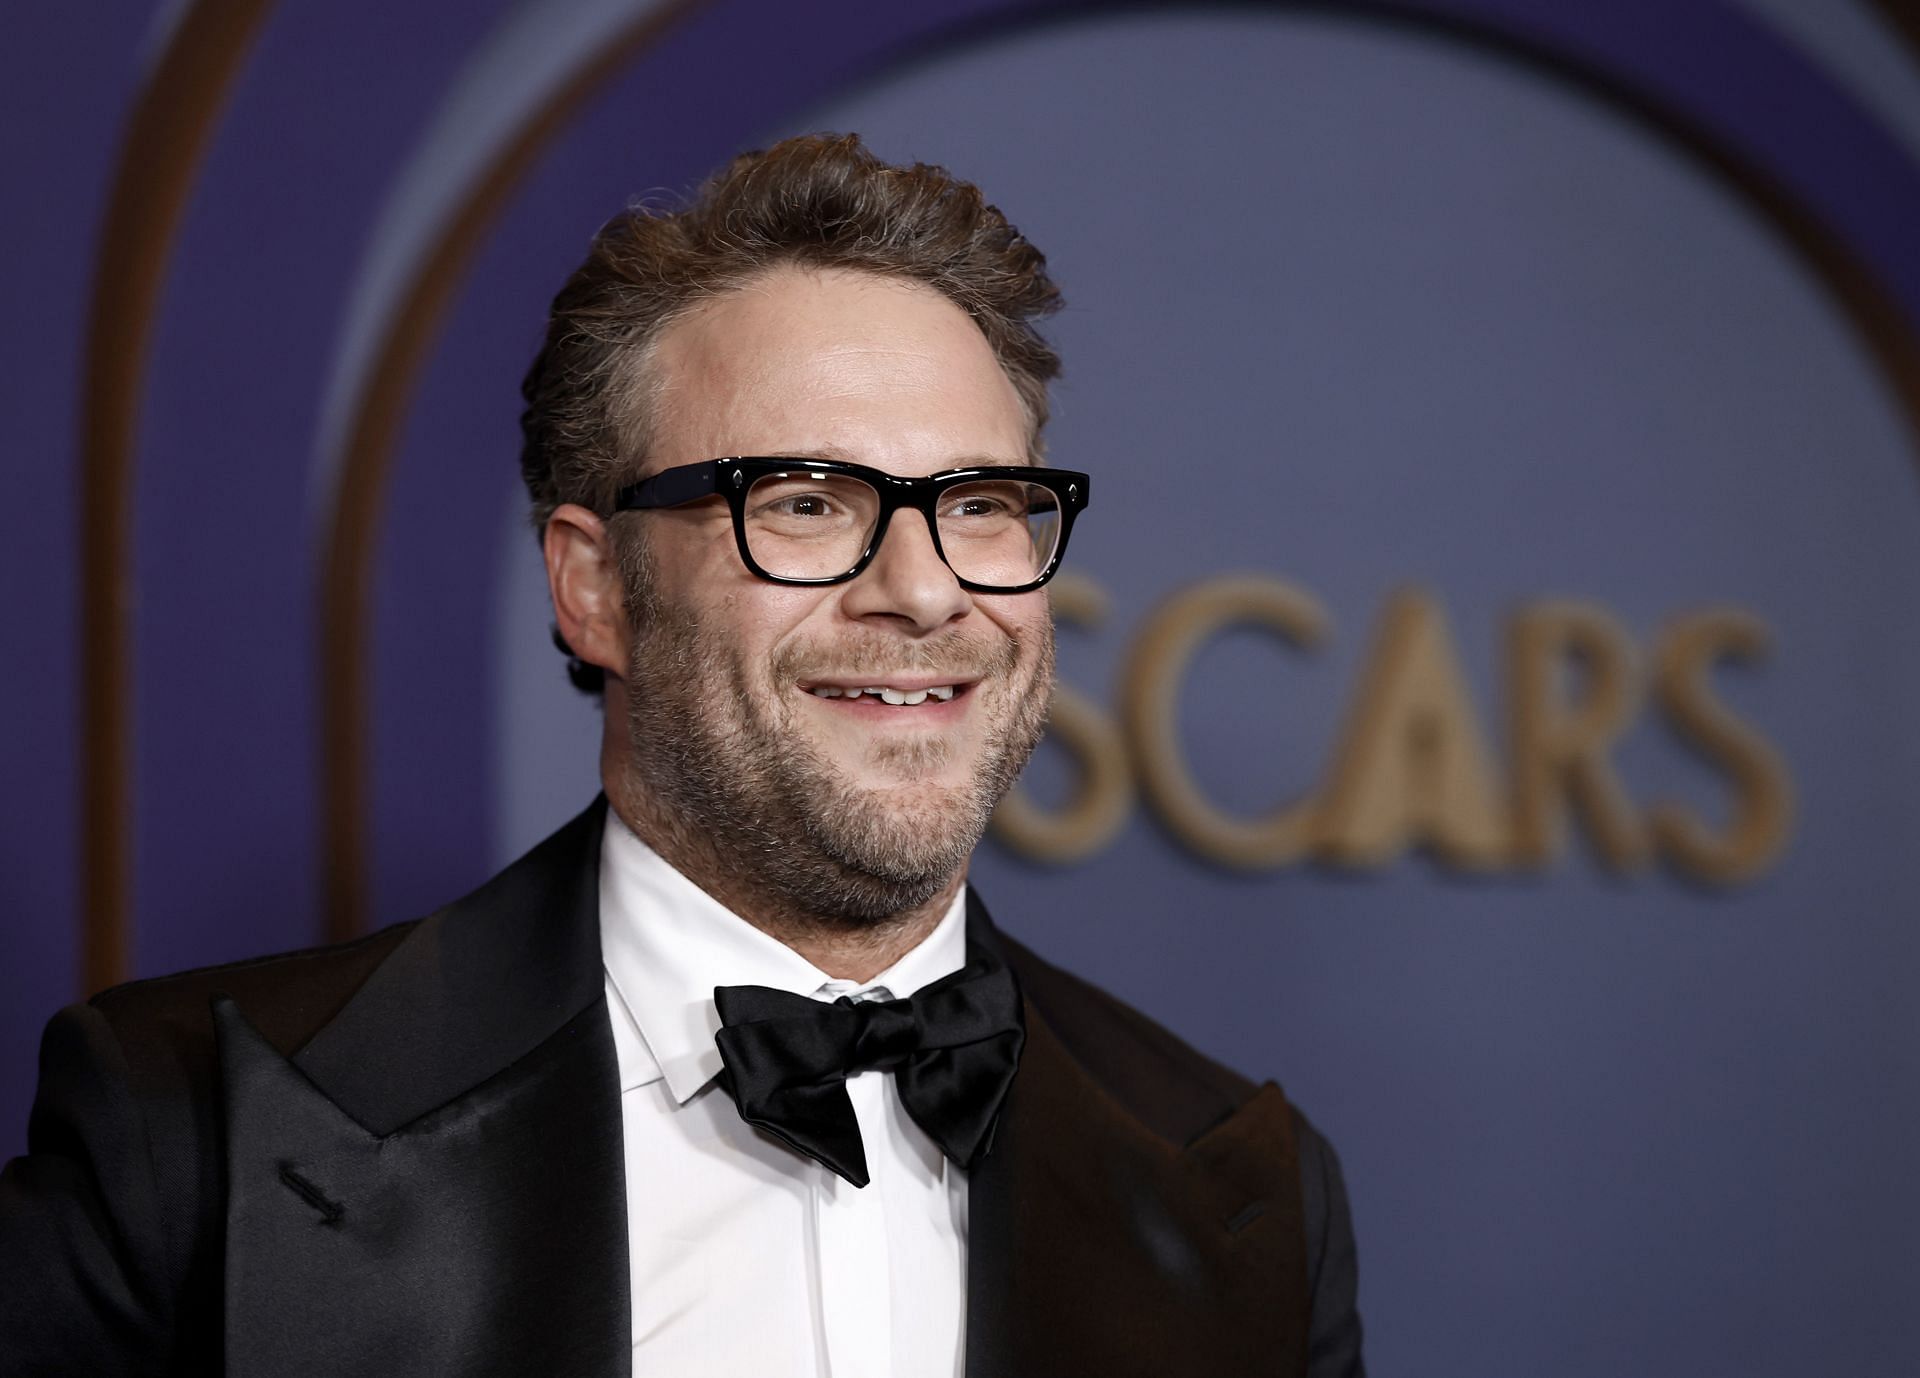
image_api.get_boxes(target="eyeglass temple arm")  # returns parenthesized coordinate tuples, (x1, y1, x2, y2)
(615, 461, 724, 511)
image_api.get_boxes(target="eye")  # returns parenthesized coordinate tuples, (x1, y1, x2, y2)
(771, 492, 836, 518)
(744, 474, 875, 537)
(951, 495, 1010, 517)
(750, 486, 848, 521)
(938, 482, 1029, 522)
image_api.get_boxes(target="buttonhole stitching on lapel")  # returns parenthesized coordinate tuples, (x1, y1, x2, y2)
(1224, 1200, 1267, 1236)
(278, 1164, 346, 1227)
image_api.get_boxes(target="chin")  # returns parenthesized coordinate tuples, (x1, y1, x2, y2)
(789, 799, 980, 923)
(852, 763, 975, 796)
(819, 773, 985, 847)
(850, 776, 977, 827)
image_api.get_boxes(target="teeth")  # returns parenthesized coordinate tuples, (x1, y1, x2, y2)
(807, 683, 960, 703)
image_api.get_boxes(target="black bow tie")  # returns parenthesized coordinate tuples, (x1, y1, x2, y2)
(713, 956, 1025, 1188)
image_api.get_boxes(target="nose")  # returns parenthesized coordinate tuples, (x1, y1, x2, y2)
(837, 509, 971, 634)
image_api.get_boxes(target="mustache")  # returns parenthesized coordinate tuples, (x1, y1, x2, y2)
(772, 629, 1021, 683)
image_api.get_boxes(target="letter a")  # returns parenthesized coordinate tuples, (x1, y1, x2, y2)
(1310, 587, 1511, 868)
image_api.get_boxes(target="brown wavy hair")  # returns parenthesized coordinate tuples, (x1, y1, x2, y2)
(519, 133, 1065, 691)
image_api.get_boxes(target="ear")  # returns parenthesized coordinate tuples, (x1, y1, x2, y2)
(544, 503, 632, 679)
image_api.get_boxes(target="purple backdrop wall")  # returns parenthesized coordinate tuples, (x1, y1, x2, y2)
(6, 2, 1919, 1372)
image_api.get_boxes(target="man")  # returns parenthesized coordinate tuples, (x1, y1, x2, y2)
(2, 134, 1363, 1375)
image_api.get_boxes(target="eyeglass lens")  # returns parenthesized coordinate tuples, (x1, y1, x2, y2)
(743, 470, 1062, 587)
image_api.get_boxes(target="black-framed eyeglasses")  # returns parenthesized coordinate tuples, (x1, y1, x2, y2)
(612, 457, 1090, 594)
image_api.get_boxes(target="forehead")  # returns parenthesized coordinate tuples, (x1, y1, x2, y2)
(641, 266, 1031, 477)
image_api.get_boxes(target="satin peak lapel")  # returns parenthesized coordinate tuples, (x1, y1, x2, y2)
(216, 799, 630, 1377)
(966, 1006, 1309, 1378)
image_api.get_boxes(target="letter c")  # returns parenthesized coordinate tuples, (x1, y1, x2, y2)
(1123, 575, 1330, 868)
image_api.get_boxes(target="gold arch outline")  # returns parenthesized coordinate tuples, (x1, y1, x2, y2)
(77, 0, 277, 995)
(312, 2, 1920, 938)
(315, 0, 708, 943)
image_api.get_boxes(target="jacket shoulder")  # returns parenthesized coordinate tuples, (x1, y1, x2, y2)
(4, 923, 419, 1366)
(81, 923, 419, 1253)
(995, 927, 1259, 1147)
(90, 921, 418, 1066)
(77, 923, 414, 1196)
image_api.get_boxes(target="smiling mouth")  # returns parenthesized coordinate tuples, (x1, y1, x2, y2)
(802, 682, 968, 706)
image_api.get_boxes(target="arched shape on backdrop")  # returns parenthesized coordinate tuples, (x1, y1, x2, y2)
(76, 0, 275, 993)
(309, 0, 706, 942)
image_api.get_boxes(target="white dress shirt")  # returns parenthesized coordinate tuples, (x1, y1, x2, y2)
(598, 809, 970, 1378)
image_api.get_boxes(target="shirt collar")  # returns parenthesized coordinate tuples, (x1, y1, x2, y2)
(598, 806, 969, 1103)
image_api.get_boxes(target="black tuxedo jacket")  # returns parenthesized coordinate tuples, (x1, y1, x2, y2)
(1, 799, 1363, 1376)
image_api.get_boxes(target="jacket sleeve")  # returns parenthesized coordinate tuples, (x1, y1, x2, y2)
(0, 1002, 177, 1375)
(1296, 1109, 1366, 1378)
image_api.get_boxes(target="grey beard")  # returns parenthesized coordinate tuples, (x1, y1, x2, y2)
(619, 593, 1053, 928)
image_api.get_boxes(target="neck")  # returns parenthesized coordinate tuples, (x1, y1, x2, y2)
(604, 776, 962, 984)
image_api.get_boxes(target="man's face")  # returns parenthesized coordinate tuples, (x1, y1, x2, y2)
(612, 267, 1056, 923)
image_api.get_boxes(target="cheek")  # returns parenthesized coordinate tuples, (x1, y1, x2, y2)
(652, 526, 818, 627)
(974, 592, 1054, 659)
(721, 587, 843, 676)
